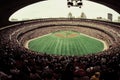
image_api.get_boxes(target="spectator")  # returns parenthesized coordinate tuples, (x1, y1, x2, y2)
(90, 72, 100, 80)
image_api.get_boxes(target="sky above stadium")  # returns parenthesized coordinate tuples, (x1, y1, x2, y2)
(9, 0, 120, 21)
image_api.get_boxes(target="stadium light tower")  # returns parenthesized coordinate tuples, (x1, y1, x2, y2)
(67, 0, 83, 8)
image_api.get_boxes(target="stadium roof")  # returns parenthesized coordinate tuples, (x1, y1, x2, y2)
(0, 0, 120, 27)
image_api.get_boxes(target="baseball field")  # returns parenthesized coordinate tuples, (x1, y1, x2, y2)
(27, 30, 105, 56)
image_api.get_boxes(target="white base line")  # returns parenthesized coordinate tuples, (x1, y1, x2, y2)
(80, 33, 108, 51)
(24, 33, 51, 49)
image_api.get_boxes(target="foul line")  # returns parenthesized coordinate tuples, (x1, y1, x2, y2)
(80, 33, 108, 51)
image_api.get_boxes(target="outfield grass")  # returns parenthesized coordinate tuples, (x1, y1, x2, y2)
(28, 31, 104, 56)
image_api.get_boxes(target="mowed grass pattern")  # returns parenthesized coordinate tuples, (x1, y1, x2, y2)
(28, 31, 104, 56)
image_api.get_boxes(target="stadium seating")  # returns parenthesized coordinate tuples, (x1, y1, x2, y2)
(0, 18, 120, 80)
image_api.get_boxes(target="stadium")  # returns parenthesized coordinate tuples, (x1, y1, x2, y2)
(0, 0, 120, 80)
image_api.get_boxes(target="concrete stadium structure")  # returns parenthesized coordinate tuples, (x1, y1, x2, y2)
(0, 0, 120, 27)
(0, 0, 120, 80)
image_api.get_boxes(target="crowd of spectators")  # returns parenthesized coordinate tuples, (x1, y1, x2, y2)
(0, 18, 120, 80)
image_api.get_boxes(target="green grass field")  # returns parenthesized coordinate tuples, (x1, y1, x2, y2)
(28, 31, 104, 56)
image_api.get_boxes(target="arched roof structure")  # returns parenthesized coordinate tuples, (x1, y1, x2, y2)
(0, 0, 120, 27)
